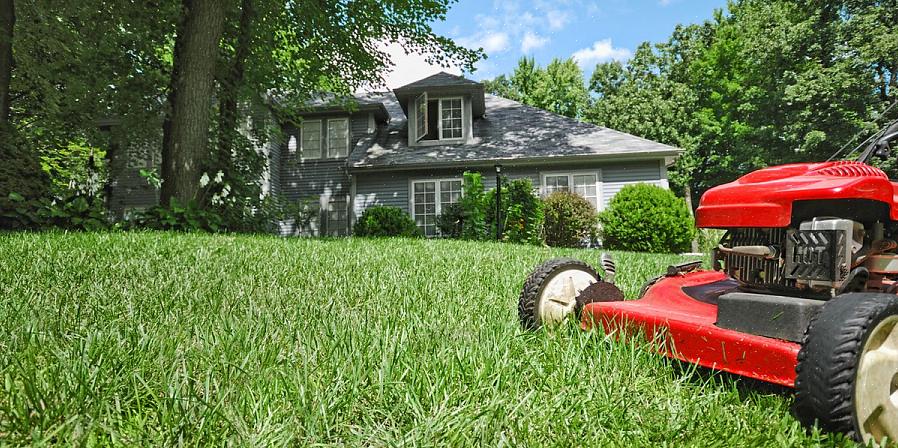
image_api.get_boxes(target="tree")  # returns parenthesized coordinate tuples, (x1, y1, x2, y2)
(0, 0, 12, 128)
(160, 0, 225, 206)
(484, 57, 589, 119)
(532, 58, 588, 118)
(159, 0, 483, 207)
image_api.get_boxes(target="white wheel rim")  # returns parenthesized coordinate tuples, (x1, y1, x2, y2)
(855, 315, 898, 444)
(537, 269, 597, 326)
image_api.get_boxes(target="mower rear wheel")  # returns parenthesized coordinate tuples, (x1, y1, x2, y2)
(518, 258, 600, 330)
(793, 292, 898, 444)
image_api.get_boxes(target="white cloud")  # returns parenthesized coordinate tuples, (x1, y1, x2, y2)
(374, 41, 463, 90)
(458, 31, 510, 55)
(659, 0, 674, 5)
(521, 32, 548, 53)
(546, 10, 570, 30)
(482, 32, 510, 53)
(572, 39, 632, 67)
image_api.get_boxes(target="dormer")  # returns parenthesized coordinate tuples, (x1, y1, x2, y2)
(392, 72, 485, 146)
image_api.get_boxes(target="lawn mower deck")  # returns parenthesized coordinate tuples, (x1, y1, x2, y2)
(579, 269, 802, 387)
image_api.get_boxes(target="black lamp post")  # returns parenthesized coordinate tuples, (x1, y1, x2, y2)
(495, 163, 502, 240)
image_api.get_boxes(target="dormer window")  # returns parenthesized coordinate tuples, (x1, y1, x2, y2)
(393, 71, 485, 146)
(415, 96, 464, 142)
(439, 98, 463, 139)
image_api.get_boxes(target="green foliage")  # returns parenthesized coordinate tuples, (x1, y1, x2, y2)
(542, 191, 597, 247)
(2, 191, 110, 231)
(436, 202, 463, 239)
(484, 178, 544, 245)
(599, 184, 696, 254)
(459, 171, 487, 240)
(353, 206, 420, 238)
(484, 57, 589, 118)
(128, 198, 224, 233)
(0, 135, 52, 228)
(39, 141, 106, 193)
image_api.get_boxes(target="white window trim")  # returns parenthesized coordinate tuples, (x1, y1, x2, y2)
(326, 117, 350, 158)
(437, 97, 464, 141)
(415, 92, 428, 142)
(299, 119, 322, 161)
(541, 170, 604, 211)
(409, 177, 464, 235)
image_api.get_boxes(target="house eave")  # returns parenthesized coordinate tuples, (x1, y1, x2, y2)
(348, 150, 682, 173)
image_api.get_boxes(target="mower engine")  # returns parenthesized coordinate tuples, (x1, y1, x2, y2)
(715, 218, 876, 297)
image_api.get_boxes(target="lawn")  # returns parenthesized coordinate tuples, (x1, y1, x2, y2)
(0, 232, 853, 446)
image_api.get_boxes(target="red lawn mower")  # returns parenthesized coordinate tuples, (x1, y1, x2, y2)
(519, 121, 898, 444)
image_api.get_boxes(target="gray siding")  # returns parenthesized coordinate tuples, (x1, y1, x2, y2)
(279, 112, 375, 235)
(601, 162, 664, 206)
(351, 159, 667, 226)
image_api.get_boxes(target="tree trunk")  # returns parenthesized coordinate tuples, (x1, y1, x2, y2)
(0, 0, 14, 127)
(217, 0, 254, 160)
(161, 0, 225, 206)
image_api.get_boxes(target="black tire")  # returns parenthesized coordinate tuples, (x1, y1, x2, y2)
(518, 258, 600, 330)
(793, 292, 898, 443)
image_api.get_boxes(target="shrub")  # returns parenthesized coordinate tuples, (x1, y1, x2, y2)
(2, 191, 110, 231)
(459, 171, 487, 240)
(599, 183, 696, 253)
(128, 198, 224, 232)
(436, 202, 464, 238)
(543, 191, 597, 247)
(484, 178, 544, 245)
(0, 135, 53, 229)
(353, 206, 420, 237)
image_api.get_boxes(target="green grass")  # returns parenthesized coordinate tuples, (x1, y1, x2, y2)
(0, 232, 854, 446)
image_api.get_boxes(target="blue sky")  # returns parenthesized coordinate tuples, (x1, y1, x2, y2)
(380, 0, 727, 88)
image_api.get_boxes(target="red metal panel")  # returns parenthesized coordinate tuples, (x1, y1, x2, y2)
(581, 270, 802, 387)
(695, 161, 898, 228)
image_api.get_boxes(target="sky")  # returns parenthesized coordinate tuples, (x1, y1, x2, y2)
(380, 0, 727, 89)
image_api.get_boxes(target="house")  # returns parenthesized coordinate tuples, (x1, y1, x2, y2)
(108, 72, 682, 235)
(275, 72, 681, 236)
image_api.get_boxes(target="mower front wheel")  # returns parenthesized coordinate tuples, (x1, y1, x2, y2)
(793, 292, 898, 445)
(518, 258, 604, 330)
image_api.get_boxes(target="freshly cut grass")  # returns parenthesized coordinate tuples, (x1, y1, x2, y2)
(0, 232, 853, 446)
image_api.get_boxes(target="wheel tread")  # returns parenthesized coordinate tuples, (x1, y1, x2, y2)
(793, 292, 898, 441)
(518, 258, 599, 330)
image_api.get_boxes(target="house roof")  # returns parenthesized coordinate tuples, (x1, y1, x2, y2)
(289, 92, 390, 122)
(394, 71, 481, 90)
(348, 93, 682, 171)
(392, 72, 486, 118)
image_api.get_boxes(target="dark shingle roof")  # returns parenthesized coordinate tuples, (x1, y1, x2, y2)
(348, 93, 681, 170)
(393, 72, 480, 90)
(291, 92, 390, 122)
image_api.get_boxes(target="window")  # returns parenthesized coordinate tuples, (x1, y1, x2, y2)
(300, 120, 322, 159)
(415, 93, 428, 141)
(439, 98, 463, 139)
(327, 118, 349, 158)
(543, 172, 601, 210)
(412, 179, 462, 237)
(544, 175, 570, 194)
(325, 198, 348, 236)
(573, 174, 599, 210)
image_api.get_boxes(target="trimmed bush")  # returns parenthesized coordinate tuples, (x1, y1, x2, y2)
(353, 206, 420, 237)
(543, 191, 597, 247)
(599, 183, 696, 253)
